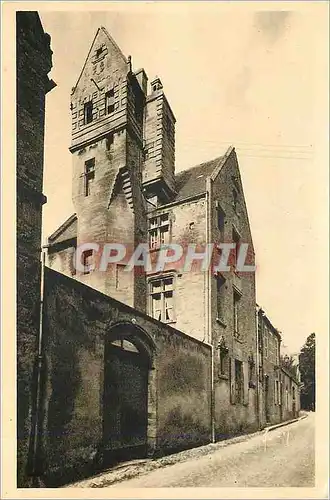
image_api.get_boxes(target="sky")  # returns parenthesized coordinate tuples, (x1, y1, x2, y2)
(39, 3, 328, 355)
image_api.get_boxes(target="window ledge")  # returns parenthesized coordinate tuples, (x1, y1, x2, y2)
(218, 374, 229, 381)
(216, 317, 227, 327)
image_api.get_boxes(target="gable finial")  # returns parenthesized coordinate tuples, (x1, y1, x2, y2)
(127, 55, 132, 73)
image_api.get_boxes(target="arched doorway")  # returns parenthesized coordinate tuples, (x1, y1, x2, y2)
(103, 323, 155, 464)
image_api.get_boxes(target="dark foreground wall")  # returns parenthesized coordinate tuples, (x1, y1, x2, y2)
(16, 12, 55, 487)
(41, 268, 211, 485)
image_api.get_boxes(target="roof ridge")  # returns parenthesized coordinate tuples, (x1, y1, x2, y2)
(48, 213, 77, 241)
(175, 155, 225, 176)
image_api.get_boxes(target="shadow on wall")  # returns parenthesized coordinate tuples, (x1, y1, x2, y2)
(156, 352, 211, 454)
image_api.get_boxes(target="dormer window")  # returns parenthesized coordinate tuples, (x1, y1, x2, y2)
(84, 101, 93, 124)
(96, 47, 103, 58)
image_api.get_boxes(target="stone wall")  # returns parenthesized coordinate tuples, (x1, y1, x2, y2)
(281, 368, 301, 422)
(41, 267, 212, 486)
(16, 11, 54, 487)
(210, 148, 258, 437)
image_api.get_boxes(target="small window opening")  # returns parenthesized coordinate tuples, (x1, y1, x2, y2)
(84, 101, 93, 124)
(82, 249, 93, 275)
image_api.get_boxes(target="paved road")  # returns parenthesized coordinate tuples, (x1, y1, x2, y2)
(113, 414, 315, 488)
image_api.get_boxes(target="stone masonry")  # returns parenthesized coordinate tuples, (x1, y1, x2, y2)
(16, 11, 55, 487)
(47, 26, 259, 443)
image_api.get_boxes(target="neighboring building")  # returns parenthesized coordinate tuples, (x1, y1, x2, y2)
(47, 26, 258, 442)
(16, 12, 55, 487)
(257, 305, 301, 427)
(280, 362, 301, 421)
(256, 306, 282, 427)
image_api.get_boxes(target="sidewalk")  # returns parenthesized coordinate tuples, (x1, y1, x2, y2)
(66, 414, 308, 488)
(264, 413, 307, 432)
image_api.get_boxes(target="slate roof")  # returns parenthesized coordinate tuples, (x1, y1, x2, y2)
(173, 156, 224, 203)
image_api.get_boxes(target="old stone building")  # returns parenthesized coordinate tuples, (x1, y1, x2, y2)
(47, 26, 258, 447)
(257, 306, 301, 427)
(13, 25, 300, 486)
(16, 12, 55, 487)
(280, 365, 301, 421)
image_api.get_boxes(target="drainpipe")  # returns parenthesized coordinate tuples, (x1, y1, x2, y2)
(30, 249, 46, 481)
(255, 307, 260, 429)
(205, 177, 215, 443)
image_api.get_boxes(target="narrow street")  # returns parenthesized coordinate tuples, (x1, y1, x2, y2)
(113, 414, 314, 488)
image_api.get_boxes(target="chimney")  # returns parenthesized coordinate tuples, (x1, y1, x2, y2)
(134, 68, 148, 95)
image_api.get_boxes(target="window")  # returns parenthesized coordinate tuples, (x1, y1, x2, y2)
(275, 379, 279, 405)
(292, 386, 296, 401)
(235, 360, 243, 403)
(84, 101, 93, 124)
(219, 349, 228, 376)
(84, 158, 95, 196)
(115, 264, 130, 290)
(216, 274, 226, 321)
(248, 355, 255, 387)
(105, 89, 115, 115)
(264, 331, 269, 359)
(268, 333, 276, 364)
(233, 290, 241, 337)
(148, 214, 170, 249)
(233, 188, 239, 213)
(285, 385, 289, 409)
(106, 133, 114, 151)
(275, 339, 280, 366)
(218, 338, 229, 377)
(82, 249, 93, 275)
(232, 228, 240, 269)
(111, 339, 139, 353)
(149, 276, 175, 323)
(217, 205, 225, 235)
(96, 47, 103, 58)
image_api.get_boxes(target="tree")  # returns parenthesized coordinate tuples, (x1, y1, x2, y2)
(280, 354, 298, 379)
(299, 333, 315, 411)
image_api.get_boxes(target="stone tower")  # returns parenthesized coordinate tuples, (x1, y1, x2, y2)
(142, 76, 176, 203)
(68, 27, 176, 311)
(48, 27, 177, 310)
(70, 27, 147, 310)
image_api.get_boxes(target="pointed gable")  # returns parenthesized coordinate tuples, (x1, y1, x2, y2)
(211, 147, 255, 254)
(71, 27, 128, 98)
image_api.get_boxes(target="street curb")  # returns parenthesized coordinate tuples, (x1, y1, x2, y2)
(66, 415, 308, 488)
(264, 414, 307, 433)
